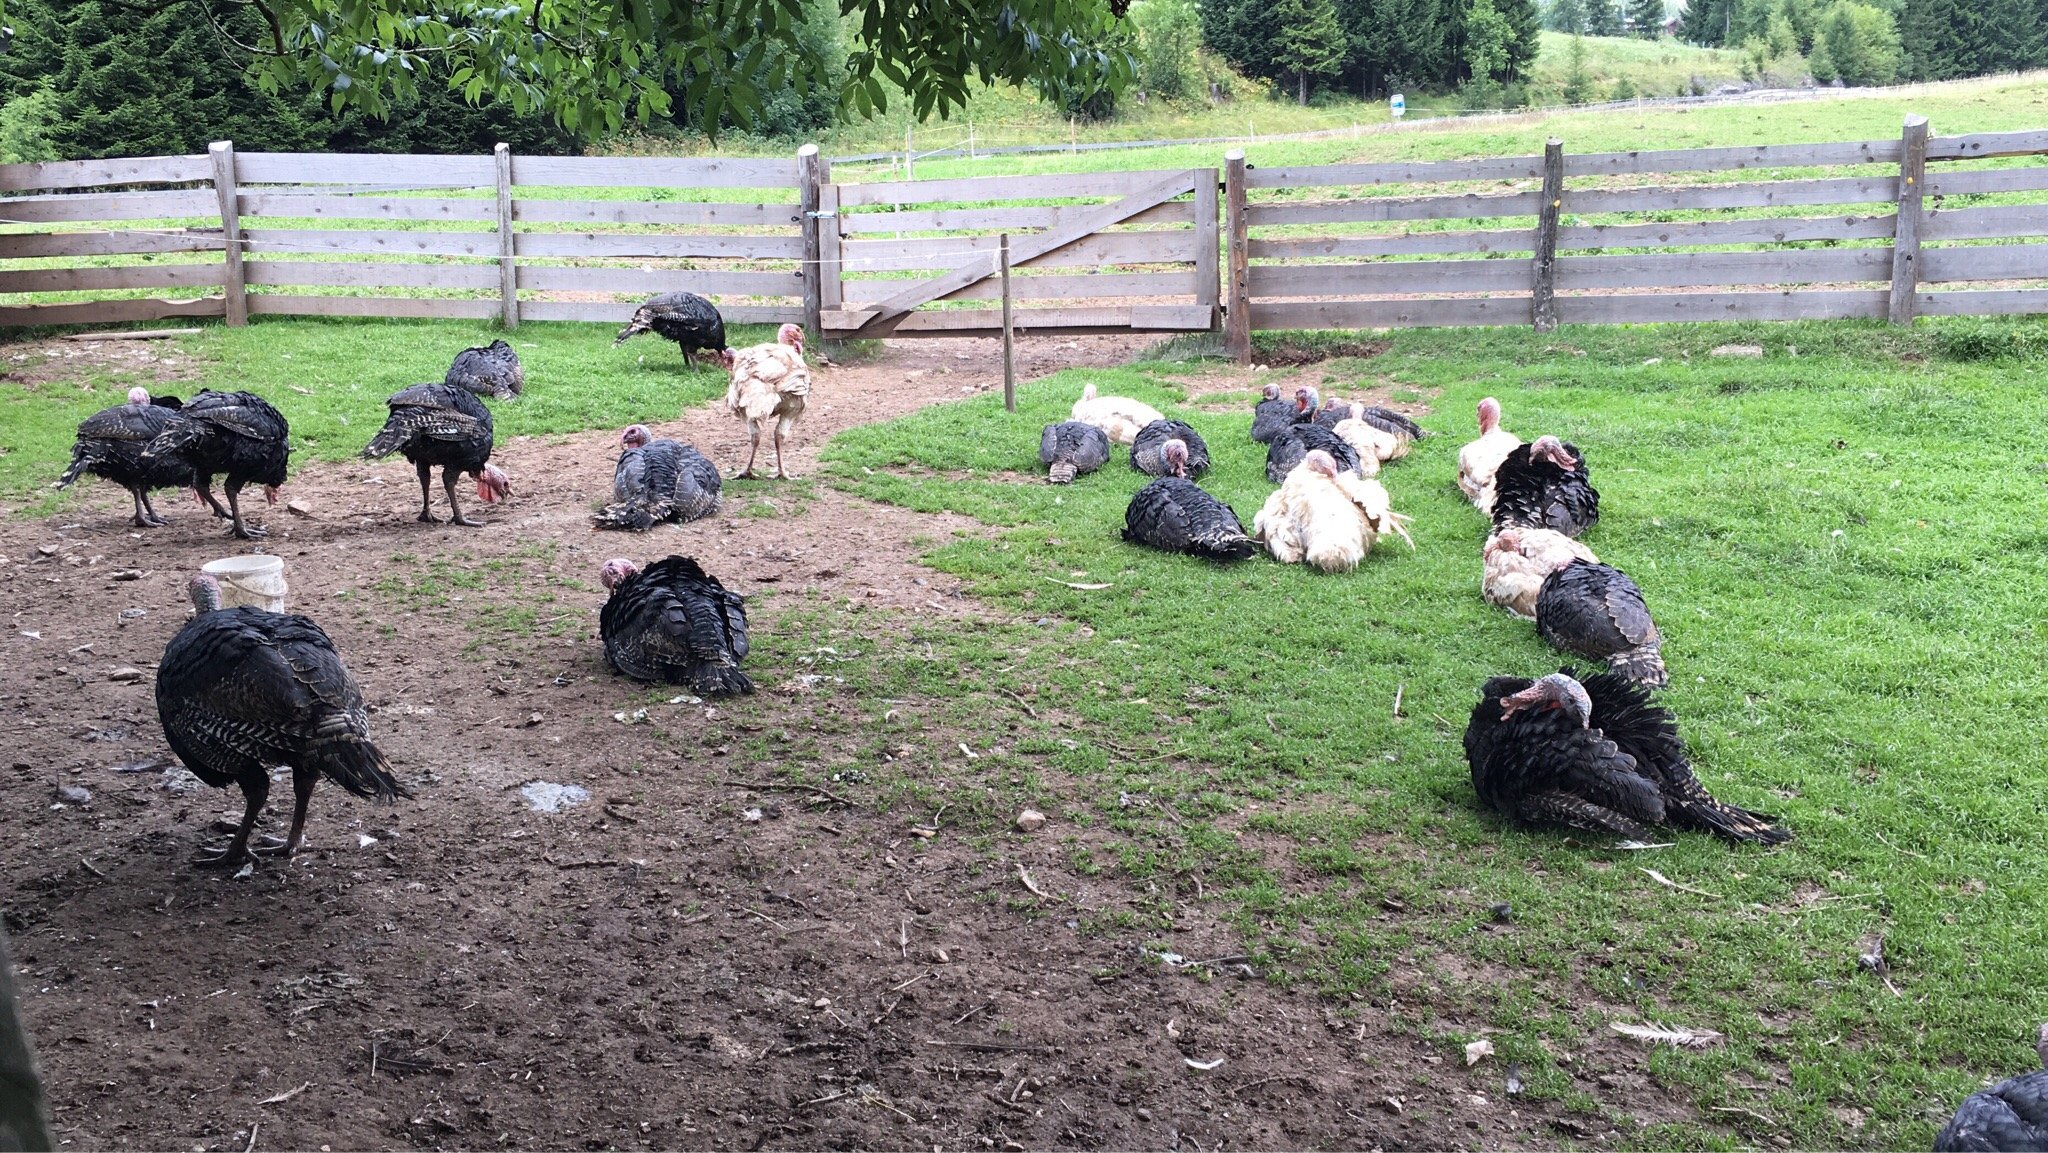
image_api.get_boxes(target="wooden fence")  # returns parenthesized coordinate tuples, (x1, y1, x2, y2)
(1, 118, 2045, 346)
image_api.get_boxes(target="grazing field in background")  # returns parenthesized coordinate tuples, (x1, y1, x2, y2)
(818, 316, 2048, 1149)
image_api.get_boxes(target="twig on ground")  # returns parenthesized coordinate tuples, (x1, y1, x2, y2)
(996, 686, 1038, 718)
(547, 857, 628, 869)
(924, 1039, 1056, 1053)
(720, 779, 859, 808)
(889, 972, 930, 993)
(255, 1082, 310, 1105)
(79, 859, 105, 878)
(1710, 1105, 1778, 1127)
(953, 1003, 989, 1026)
(61, 328, 199, 341)
(245, 1121, 258, 1153)
(1639, 867, 1721, 899)
(1017, 864, 1050, 900)
(800, 1088, 855, 1108)
(899, 918, 909, 959)
(1042, 576, 1111, 590)
(748, 908, 790, 931)
(1391, 683, 1404, 720)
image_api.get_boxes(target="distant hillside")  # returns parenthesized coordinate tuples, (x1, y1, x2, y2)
(1527, 32, 1749, 101)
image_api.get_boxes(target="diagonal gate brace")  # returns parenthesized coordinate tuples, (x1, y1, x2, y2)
(838, 169, 1199, 340)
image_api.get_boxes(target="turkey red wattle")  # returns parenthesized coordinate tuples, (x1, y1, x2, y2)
(263, 485, 280, 505)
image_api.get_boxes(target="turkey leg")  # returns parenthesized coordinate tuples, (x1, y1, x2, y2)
(414, 461, 439, 523)
(253, 770, 319, 858)
(138, 488, 167, 527)
(442, 468, 481, 527)
(738, 420, 763, 479)
(195, 773, 270, 867)
(772, 419, 798, 480)
(127, 485, 163, 528)
(194, 476, 230, 519)
(223, 481, 266, 539)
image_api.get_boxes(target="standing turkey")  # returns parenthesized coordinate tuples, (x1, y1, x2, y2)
(1266, 422, 1370, 482)
(156, 572, 408, 866)
(140, 389, 289, 540)
(444, 339, 524, 399)
(598, 556, 753, 696)
(1459, 396, 1522, 513)
(1491, 435, 1599, 538)
(54, 387, 193, 527)
(1537, 559, 1667, 687)
(1122, 477, 1257, 561)
(1936, 1024, 2048, 1152)
(723, 323, 812, 479)
(1130, 419, 1210, 479)
(1253, 449, 1412, 572)
(1039, 420, 1110, 484)
(360, 383, 509, 527)
(1463, 670, 1788, 844)
(1482, 527, 1599, 620)
(613, 291, 728, 368)
(1250, 383, 1295, 444)
(594, 424, 722, 529)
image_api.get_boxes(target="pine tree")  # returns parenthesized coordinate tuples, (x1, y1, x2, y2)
(1585, 0, 1624, 35)
(1626, 0, 1666, 37)
(1561, 32, 1596, 99)
(1548, 0, 1588, 33)
(1273, 0, 1348, 102)
(1679, 0, 1730, 43)
(1499, 0, 1543, 77)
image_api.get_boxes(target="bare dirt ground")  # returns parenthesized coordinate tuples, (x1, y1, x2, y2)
(0, 333, 1664, 1150)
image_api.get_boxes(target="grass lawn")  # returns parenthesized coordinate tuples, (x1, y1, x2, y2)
(811, 315, 2048, 1149)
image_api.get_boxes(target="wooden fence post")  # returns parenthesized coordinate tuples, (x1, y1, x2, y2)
(1888, 115, 1929, 327)
(817, 159, 842, 330)
(1532, 138, 1565, 333)
(798, 143, 825, 346)
(1000, 233, 1015, 413)
(1224, 150, 1251, 363)
(1193, 167, 1220, 330)
(493, 143, 518, 329)
(208, 141, 246, 327)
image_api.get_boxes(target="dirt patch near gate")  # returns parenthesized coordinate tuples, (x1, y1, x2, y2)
(1, 331, 1655, 1150)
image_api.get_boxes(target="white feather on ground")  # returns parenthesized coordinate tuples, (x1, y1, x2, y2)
(1070, 382, 1165, 446)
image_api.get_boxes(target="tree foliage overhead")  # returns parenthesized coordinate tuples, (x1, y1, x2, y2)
(65, 0, 1136, 138)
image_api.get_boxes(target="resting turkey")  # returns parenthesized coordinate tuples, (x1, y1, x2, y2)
(156, 573, 407, 867)
(1935, 1024, 2048, 1152)
(1266, 422, 1370, 482)
(594, 424, 721, 529)
(599, 556, 753, 697)
(1250, 383, 1295, 444)
(1039, 420, 1110, 484)
(1482, 527, 1599, 621)
(1129, 419, 1210, 479)
(1491, 435, 1599, 538)
(1071, 383, 1164, 446)
(1463, 670, 1788, 844)
(55, 387, 192, 528)
(1254, 449, 1412, 572)
(1459, 397, 1522, 513)
(1122, 477, 1256, 561)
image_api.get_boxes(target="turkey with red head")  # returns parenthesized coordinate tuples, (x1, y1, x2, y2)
(1491, 434, 1599, 538)
(361, 383, 509, 527)
(140, 389, 289, 540)
(595, 424, 721, 530)
(1250, 383, 1296, 444)
(599, 556, 753, 697)
(55, 387, 194, 528)
(1130, 419, 1210, 479)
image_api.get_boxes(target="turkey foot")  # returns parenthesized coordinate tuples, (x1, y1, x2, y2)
(225, 486, 266, 538)
(443, 473, 480, 526)
(416, 509, 441, 524)
(192, 842, 254, 868)
(249, 834, 297, 857)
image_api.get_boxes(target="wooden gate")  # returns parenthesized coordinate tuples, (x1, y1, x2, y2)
(822, 168, 1219, 340)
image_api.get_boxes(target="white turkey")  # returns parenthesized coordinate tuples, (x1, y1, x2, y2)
(1253, 449, 1412, 572)
(155, 572, 407, 866)
(594, 424, 722, 530)
(1070, 383, 1164, 446)
(1458, 396, 1522, 513)
(1482, 527, 1599, 620)
(54, 387, 192, 527)
(1039, 421, 1110, 484)
(599, 556, 752, 696)
(723, 323, 811, 479)
(1318, 397, 1425, 462)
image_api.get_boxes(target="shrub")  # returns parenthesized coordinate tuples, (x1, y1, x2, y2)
(1807, 1, 1902, 86)
(1134, 0, 1204, 101)
(0, 88, 60, 163)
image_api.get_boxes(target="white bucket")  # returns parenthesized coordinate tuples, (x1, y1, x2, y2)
(202, 554, 287, 612)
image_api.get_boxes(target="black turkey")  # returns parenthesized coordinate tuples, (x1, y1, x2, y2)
(1130, 419, 1210, 479)
(444, 339, 524, 400)
(156, 573, 407, 866)
(54, 387, 193, 527)
(361, 383, 509, 527)
(1122, 477, 1256, 561)
(1250, 384, 1296, 444)
(1266, 423, 1366, 482)
(1936, 1025, 2048, 1152)
(1039, 420, 1110, 484)
(1464, 670, 1788, 844)
(599, 556, 753, 696)
(614, 292, 727, 367)
(1536, 559, 1666, 686)
(1491, 435, 1599, 537)
(595, 424, 722, 530)
(141, 389, 289, 540)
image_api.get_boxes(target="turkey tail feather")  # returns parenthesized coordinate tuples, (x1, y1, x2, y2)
(361, 422, 414, 460)
(55, 450, 88, 489)
(1196, 530, 1259, 561)
(313, 738, 407, 802)
(1048, 461, 1078, 484)
(593, 499, 663, 532)
(1668, 785, 1790, 845)
(698, 666, 755, 697)
(1608, 647, 1668, 687)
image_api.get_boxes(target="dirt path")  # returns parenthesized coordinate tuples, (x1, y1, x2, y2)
(0, 332, 1622, 1150)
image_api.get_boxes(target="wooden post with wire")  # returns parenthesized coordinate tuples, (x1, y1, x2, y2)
(493, 143, 518, 329)
(1888, 115, 1930, 327)
(1532, 138, 1565, 333)
(208, 140, 246, 327)
(798, 144, 826, 347)
(1000, 233, 1016, 413)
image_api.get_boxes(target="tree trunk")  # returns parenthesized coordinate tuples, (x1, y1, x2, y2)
(1298, 71, 1307, 105)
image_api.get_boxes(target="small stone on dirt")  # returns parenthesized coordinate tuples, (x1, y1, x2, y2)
(929, 947, 950, 964)
(1465, 1038, 1494, 1066)
(1015, 808, 1046, 832)
(1710, 343, 1765, 358)
(286, 499, 313, 517)
(741, 808, 763, 823)
(107, 667, 144, 683)
(37, 544, 60, 557)
(109, 569, 145, 582)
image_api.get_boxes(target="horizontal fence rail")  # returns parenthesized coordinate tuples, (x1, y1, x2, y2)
(1, 117, 2045, 342)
